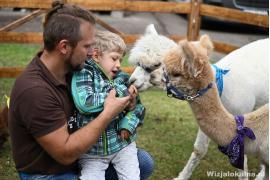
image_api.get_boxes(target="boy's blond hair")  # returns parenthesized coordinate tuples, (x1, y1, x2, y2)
(93, 30, 126, 55)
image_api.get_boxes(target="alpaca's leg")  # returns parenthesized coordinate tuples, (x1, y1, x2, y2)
(255, 164, 266, 180)
(238, 155, 248, 180)
(174, 128, 210, 180)
(263, 164, 268, 180)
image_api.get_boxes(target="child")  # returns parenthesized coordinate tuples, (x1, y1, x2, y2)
(71, 30, 145, 180)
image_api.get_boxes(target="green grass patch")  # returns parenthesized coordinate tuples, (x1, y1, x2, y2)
(0, 44, 261, 179)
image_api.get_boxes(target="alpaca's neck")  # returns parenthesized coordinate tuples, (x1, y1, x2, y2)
(189, 84, 237, 146)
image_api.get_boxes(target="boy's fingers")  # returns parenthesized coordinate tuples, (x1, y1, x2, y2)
(121, 95, 131, 105)
(121, 132, 126, 140)
(134, 87, 138, 95)
(131, 85, 138, 94)
(108, 89, 116, 97)
(130, 85, 138, 96)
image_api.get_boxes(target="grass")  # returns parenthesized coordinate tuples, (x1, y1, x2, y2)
(0, 44, 261, 179)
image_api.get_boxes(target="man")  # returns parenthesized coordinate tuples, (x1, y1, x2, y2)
(8, 2, 153, 179)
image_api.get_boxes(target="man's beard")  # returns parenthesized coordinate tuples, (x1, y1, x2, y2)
(71, 63, 83, 72)
(67, 50, 84, 72)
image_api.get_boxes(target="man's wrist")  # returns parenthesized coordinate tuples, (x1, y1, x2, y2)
(98, 109, 113, 123)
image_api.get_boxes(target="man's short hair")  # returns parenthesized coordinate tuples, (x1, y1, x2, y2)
(92, 30, 126, 55)
(43, 0, 96, 51)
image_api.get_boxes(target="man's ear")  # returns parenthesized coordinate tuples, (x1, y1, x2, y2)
(58, 39, 71, 55)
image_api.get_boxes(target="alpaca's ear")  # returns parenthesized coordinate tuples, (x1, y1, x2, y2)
(181, 41, 205, 78)
(199, 35, 213, 57)
(180, 40, 195, 61)
(144, 24, 158, 35)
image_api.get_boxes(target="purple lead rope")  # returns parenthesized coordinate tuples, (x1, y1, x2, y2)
(218, 115, 256, 170)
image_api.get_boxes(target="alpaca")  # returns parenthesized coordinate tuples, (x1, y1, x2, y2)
(163, 35, 269, 180)
(128, 24, 269, 179)
(129, 24, 177, 90)
(0, 106, 9, 148)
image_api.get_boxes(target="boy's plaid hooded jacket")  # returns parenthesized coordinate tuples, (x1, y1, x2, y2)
(71, 59, 145, 156)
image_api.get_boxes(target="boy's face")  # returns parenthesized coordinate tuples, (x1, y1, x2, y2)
(95, 51, 123, 78)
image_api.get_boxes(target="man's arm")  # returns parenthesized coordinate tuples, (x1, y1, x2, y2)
(37, 90, 130, 165)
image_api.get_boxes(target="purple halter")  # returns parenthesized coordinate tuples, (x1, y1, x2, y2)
(218, 115, 256, 170)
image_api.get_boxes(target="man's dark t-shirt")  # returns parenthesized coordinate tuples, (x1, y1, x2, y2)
(8, 52, 77, 174)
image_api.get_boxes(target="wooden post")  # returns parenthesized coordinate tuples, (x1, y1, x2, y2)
(187, 0, 201, 41)
(0, 9, 45, 32)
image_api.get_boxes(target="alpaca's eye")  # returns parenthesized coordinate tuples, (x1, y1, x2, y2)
(172, 72, 181, 77)
(145, 67, 152, 73)
(154, 63, 161, 67)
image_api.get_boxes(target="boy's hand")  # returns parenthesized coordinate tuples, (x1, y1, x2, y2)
(104, 89, 131, 118)
(120, 129, 131, 140)
(127, 85, 138, 110)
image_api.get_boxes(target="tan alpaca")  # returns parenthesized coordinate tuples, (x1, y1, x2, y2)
(164, 35, 269, 179)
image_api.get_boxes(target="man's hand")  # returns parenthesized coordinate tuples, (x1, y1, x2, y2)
(103, 89, 130, 118)
(120, 129, 131, 140)
(127, 85, 138, 110)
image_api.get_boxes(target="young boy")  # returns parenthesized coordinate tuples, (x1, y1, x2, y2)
(71, 30, 145, 180)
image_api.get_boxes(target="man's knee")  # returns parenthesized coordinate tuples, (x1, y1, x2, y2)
(137, 149, 154, 180)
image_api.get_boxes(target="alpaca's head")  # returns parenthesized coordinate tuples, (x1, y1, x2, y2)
(128, 24, 177, 91)
(164, 35, 214, 93)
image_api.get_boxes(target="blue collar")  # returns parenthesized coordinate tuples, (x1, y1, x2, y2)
(212, 64, 229, 97)
(218, 115, 256, 170)
(164, 70, 213, 101)
(164, 64, 229, 101)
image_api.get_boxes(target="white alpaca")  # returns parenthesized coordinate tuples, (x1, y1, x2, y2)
(163, 35, 269, 179)
(128, 24, 269, 179)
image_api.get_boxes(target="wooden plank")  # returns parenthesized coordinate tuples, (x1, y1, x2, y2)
(123, 1, 190, 13)
(121, 67, 134, 74)
(123, 34, 187, 44)
(187, 0, 201, 40)
(122, 34, 141, 44)
(95, 16, 125, 36)
(0, 66, 135, 78)
(213, 40, 238, 54)
(0, 32, 186, 47)
(168, 35, 186, 42)
(200, 4, 269, 28)
(0, 67, 23, 78)
(0, 0, 52, 9)
(0, 0, 191, 14)
(0, 32, 43, 43)
(0, 9, 45, 32)
(0, 32, 141, 44)
(0, 32, 237, 53)
(69, 0, 124, 11)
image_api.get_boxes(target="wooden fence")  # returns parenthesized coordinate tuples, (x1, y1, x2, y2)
(0, 0, 268, 78)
